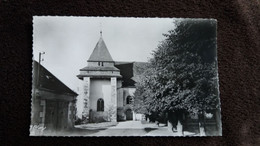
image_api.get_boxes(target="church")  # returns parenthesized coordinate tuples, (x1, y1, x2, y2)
(77, 32, 146, 123)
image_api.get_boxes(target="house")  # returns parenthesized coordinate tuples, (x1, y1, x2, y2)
(31, 61, 78, 133)
(77, 33, 146, 123)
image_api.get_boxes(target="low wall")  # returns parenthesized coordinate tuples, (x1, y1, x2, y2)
(90, 111, 109, 123)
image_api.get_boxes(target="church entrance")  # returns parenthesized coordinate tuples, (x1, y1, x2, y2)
(126, 109, 133, 120)
(45, 100, 69, 131)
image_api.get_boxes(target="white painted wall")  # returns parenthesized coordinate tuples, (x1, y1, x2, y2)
(89, 79, 111, 112)
(134, 113, 144, 121)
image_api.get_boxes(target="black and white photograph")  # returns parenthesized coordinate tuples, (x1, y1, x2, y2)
(30, 16, 222, 136)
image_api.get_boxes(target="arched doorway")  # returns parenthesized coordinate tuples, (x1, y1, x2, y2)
(126, 109, 133, 120)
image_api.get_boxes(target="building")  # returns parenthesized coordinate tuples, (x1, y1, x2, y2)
(31, 61, 78, 133)
(77, 33, 146, 123)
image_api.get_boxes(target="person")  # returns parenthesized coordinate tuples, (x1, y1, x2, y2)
(168, 112, 178, 132)
(156, 120, 160, 127)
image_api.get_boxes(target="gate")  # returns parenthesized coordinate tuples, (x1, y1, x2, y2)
(45, 100, 68, 131)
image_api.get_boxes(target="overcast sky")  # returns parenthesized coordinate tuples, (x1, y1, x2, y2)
(33, 16, 177, 92)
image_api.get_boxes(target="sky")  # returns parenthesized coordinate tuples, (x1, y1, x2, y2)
(33, 16, 177, 93)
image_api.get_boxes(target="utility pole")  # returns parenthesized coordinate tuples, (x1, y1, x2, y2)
(37, 52, 45, 87)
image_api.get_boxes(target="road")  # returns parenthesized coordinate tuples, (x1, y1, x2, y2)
(84, 121, 176, 136)
(45, 121, 196, 136)
(55, 121, 193, 136)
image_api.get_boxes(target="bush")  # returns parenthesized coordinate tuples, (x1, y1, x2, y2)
(75, 117, 83, 125)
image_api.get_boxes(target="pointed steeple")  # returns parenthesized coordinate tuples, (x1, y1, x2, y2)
(88, 34, 114, 62)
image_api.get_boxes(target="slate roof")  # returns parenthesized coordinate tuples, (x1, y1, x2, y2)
(88, 37, 114, 62)
(80, 66, 120, 71)
(77, 74, 122, 80)
(33, 61, 78, 96)
(115, 61, 134, 65)
(115, 62, 135, 87)
(80, 66, 119, 71)
(115, 61, 148, 87)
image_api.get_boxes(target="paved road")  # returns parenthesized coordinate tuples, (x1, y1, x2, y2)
(48, 121, 196, 136)
(85, 121, 176, 136)
(110, 120, 155, 129)
(42, 121, 196, 136)
(43, 121, 194, 136)
(87, 121, 148, 136)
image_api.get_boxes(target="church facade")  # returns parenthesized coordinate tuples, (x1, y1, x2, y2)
(77, 34, 145, 123)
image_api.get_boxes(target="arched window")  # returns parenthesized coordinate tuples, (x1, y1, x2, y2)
(97, 98, 104, 111)
(126, 96, 132, 104)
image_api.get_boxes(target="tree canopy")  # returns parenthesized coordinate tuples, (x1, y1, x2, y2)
(134, 19, 220, 117)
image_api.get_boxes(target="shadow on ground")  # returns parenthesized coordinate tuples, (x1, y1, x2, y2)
(41, 127, 102, 136)
(144, 127, 157, 133)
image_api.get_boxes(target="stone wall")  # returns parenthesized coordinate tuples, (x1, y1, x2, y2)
(110, 77, 117, 122)
(89, 111, 109, 123)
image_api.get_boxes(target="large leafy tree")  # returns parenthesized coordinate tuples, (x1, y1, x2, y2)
(134, 19, 219, 120)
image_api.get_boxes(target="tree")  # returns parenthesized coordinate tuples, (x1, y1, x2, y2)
(82, 98, 88, 123)
(155, 19, 218, 112)
(134, 19, 220, 133)
(106, 104, 117, 122)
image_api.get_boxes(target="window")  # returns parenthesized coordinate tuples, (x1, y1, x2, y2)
(126, 96, 132, 104)
(98, 62, 100, 66)
(97, 98, 104, 111)
(101, 62, 104, 66)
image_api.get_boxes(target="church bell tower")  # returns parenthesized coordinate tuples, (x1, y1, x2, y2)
(77, 32, 121, 122)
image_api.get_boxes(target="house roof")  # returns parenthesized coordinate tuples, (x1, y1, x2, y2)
(78, 65, 121, 80)
(115, 61, 134, 65)
(77, 74, 122, 80)
(115, 62, 134, 87)
(80, 66, 120, 71)
(33, 61, 78, 96)
(115, 61, 148, 87)
(88, 37, 114, 62)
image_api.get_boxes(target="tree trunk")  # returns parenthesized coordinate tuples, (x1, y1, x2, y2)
(199, 122, 206, 136)
(147, 117, 150, 122)
(177, 120, 183, 136)
(168, 120, 183, 136)
(167, 120, 174, 132)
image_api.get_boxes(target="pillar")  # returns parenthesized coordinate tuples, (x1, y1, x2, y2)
(82, 77, 90, 122)
(110, 77, 117, 122)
